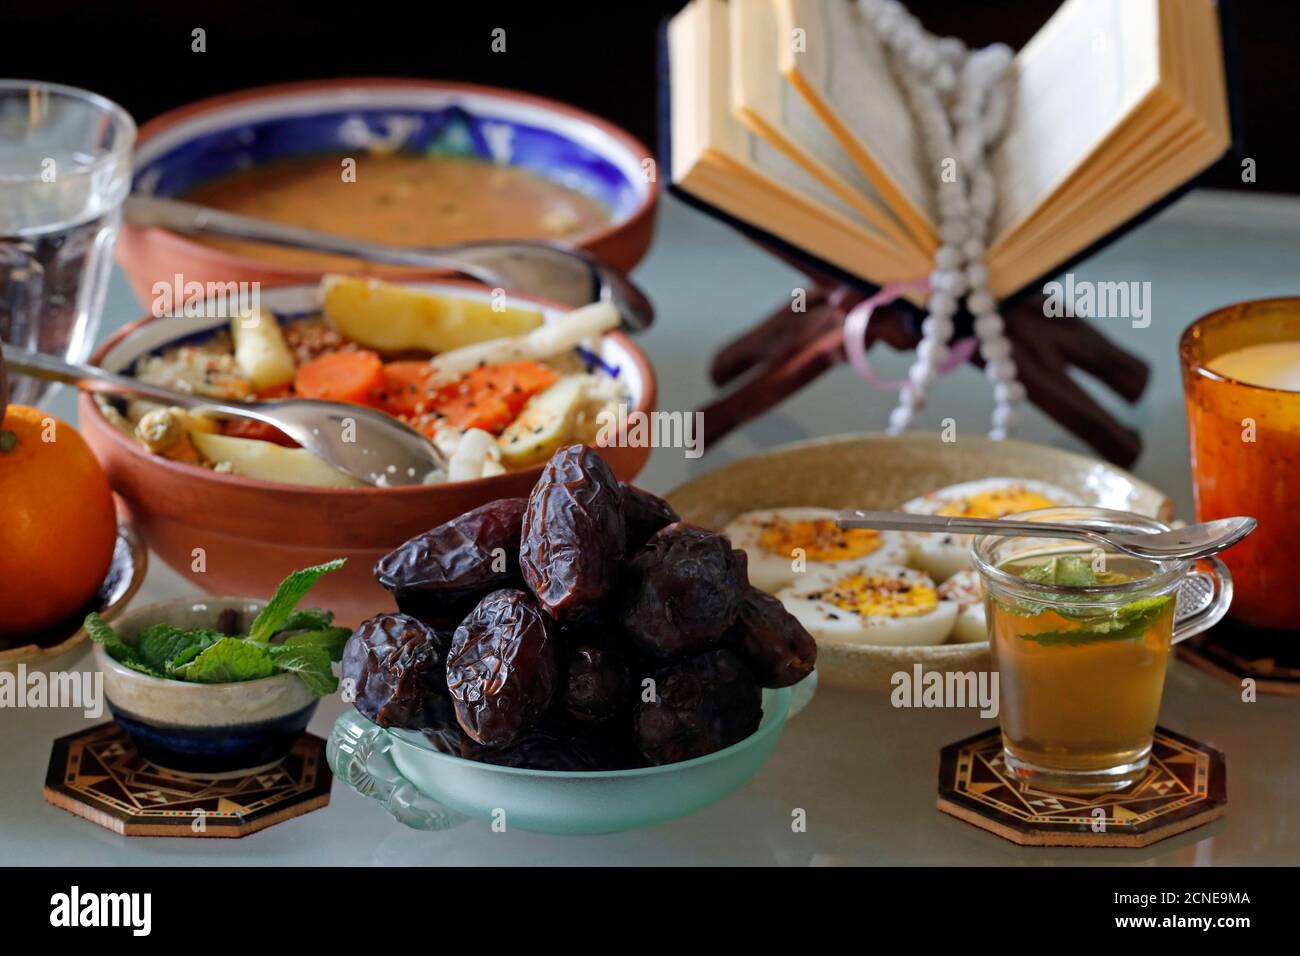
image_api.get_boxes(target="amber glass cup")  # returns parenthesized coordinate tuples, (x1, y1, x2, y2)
(1180, 297, 1300, 631)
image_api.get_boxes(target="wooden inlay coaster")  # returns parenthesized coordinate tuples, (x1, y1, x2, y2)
(937, 726, 1225, 848)
(1176, 620, 1300, 696)
(44, 722, 332, 838)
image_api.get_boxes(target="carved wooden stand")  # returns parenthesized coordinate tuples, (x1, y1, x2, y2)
(698, 263, 1151, 466)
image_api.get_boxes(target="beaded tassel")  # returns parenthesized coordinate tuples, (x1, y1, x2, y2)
(858, 0, 1022, 439)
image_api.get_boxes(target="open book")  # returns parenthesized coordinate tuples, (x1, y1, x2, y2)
(666, 0, 1231, 299)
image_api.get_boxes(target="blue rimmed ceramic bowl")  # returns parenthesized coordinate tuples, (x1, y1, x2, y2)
(117, 78, 658, 303)
(328, 674, 816, 835)
(92, 597, 319, 777)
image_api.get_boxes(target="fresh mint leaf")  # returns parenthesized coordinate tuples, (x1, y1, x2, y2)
(1019, 555, 1098, 587)
(173, 637, 275, 683)
(85, 613, 150, 669)
(278, 626, 352, 662)
(248, 560, 346, 643)
(118, 657, 169, 678)
(168, 642, 210, 673)
(1020, 594, 1173, 647)
(266, 644, 338, 695)
(135, 623, 223, 671)
(84, 612, 121, 647)
(277, 608, 335, 634)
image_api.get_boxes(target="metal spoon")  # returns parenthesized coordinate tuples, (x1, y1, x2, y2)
(125, 195, 655, 333)
(836, 510, 1256, 562)
(5, 347, 445, 487)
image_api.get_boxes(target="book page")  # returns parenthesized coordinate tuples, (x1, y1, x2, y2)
(671, 0, 926, 282)
(990, 0, 1161, 242)
(779, 0, 934, 233)
(703, 1, 896, 245)
(731, 0, 921, 252)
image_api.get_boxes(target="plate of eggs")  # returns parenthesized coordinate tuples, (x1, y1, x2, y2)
(668, 433, 1173, 691)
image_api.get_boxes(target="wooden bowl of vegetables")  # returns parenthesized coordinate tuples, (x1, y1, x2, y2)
(78, 279, 656, 626)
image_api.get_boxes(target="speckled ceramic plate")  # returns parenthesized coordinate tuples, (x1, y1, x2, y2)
(0, 522, 147, 674)
(667, 433, 1174, 691)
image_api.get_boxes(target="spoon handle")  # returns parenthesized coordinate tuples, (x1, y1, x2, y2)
(3, 347, 284, 426)
(125, 195, 481, 276)
(836, 510, 1110, 548)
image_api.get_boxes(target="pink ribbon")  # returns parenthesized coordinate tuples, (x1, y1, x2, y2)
(843, 279, 978, 390)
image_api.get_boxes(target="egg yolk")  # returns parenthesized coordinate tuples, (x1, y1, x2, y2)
(758, 520, 882, 562)
(937, 488, 1057, 519)
(817, 574, 939, 618)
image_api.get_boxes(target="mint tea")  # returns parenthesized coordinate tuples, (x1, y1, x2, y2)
(986, 552, 1177, 790)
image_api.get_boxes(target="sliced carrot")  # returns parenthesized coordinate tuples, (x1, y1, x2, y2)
(221, 418, 299, 448)
(294, 350, 386, 405)
(427, 361, 560, 434)
(255, 383, 294, 400)
(379, 361, 440, 416)
(374, 359, 559, 434)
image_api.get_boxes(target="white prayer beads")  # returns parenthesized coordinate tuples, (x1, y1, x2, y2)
(857, 0, 1023, 439)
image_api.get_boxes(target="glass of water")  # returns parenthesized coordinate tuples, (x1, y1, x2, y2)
(0, 80, 134, 406)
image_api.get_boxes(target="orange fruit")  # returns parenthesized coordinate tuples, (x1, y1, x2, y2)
(0, 406, 117, 636)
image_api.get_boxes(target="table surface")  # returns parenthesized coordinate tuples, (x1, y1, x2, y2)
(4, 188, 1299, 866)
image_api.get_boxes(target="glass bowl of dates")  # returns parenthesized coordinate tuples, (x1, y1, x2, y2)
(327, 444, 817, 834)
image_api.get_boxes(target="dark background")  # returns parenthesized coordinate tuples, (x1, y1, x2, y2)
(7, 0, 1298, 192)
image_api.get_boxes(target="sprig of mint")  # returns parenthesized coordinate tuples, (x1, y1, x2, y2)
(1018, 594, 1174, 647)
(1020, 554, 1099, 587)
(248, 560, 346, 643)
(85, 559, 348, 695)
(999, 555, 1135, 619)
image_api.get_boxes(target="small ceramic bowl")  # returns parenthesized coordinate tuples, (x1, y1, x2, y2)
(92, 597, 318, 776)
(117, 78, 658, 302)
(78, 280, 656, 626)
(328, 681, 808, 835)
(0, 522, 146, 675)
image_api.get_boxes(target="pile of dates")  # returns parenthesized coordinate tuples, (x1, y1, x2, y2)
(343, 444, 816, 770)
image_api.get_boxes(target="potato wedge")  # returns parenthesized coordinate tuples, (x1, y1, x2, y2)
(191, 432, 365, 487)
(497, 376, 588, 469)
(320, 275, 544, 353)
(231, 308, 296, 390)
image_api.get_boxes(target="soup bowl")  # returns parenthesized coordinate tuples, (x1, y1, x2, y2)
(117, 78, 658, 302)
(78, 280, 656, 626)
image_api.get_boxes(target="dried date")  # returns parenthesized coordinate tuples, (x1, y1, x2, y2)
(342, 613, 456, 732)
(374, 498, 526, 627)
(563, 642, 630, 723)
(727, 587, 817, 688)
(621, 523, 745, 660)
(520, 445, 625, 623)
(621, 483, 679, 552)
(633, 649, 761, 765)
(447, 588, 560, 747)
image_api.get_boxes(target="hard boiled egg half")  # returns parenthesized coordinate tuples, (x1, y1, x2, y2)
(901, 478, 1080, 582)
(723, 507, 911, 594)
(937, 568, 987, 644)
(777, 562, 956, 647)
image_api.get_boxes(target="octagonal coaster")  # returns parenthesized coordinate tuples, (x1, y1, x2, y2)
(1176, 620, 1300, 696)
(937, 726, 1226, 848)
(44, 722, 332, 838)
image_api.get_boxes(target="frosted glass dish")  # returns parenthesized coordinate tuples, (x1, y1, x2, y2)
(328, 679, 812, 835)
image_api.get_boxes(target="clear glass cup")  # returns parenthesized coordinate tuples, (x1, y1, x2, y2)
(0, 80, 135, 406)
(1181, 297, 1300, 631)
(973, 507, 1233, 793)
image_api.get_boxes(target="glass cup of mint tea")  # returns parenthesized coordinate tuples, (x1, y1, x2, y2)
(973, 507, 1233, 793)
